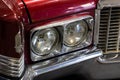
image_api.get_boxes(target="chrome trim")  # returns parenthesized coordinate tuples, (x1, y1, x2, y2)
(15, 31, 23, 54)
(30, 15, 93, 61)
(98, 54, 120, 63)
(22, 47, 102, 80)
(15, 22, 24, 54)
(98, 0, 120, 9)
(0, 54, 24, 77)
(33, 50, 101, 76)
(94, 9, 100, 45)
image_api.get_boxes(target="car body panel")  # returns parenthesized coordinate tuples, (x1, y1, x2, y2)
(0, 0, 23, 58)
(23, 0, 97, 23)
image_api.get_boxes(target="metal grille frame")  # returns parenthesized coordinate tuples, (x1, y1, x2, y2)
(95, 1, 120, 54)
(95, 0, 120, 63)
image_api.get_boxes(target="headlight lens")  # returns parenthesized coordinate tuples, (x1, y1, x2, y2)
(64, 20, 88, 47)
(31, 28, 59, 56)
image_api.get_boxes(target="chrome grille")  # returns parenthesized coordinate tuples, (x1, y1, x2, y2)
(97, 7, 120, 54)
(0, 54, 24, 77)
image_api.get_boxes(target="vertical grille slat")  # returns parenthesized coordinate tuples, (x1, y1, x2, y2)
(97, 7, 120, 54)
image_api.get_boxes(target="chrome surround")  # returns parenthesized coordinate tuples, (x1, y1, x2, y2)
(97, 54, 120, 63)
(95, 0, 120, 63)
(30, 15, 93, 61)
(22, 47, 102, 80)
(15, 31, 23, 54)
(0, 54, 24, 77)
(97, 0, 120, 9)
(94, 9, 100, 45)
(15, 22, 24, 54)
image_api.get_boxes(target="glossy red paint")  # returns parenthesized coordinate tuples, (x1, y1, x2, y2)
(18, 0, 31, 24)
(0, 0, 23, 58)
(23, 0, 96, 23)
(26, 10, 95, 31)
(94, 0, 99, 4)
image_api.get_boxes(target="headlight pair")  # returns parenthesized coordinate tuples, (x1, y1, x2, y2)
(30, 16, 93, 61)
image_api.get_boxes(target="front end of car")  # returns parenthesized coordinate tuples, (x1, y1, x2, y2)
(0, 0, 102, 80)
(1, 0, 120, 80)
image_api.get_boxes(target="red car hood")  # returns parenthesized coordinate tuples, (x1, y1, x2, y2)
(22, 0, 97, 23)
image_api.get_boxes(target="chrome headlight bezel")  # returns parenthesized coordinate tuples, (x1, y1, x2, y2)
(30, 15, 93, 61)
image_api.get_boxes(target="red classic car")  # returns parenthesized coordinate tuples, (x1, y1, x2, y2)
(0, 0, 120, 80)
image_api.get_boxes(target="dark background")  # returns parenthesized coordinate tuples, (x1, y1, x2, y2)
(54, 74, 120, 80)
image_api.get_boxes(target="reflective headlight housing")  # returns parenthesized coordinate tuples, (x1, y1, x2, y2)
(64, 20, 88, 47)
(30, 15, 93, 61)
(31, 28, 59, 56)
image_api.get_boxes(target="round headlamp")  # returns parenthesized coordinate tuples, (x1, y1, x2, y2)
(64, 20, 88, 47)
(31, 28, 59, 56)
